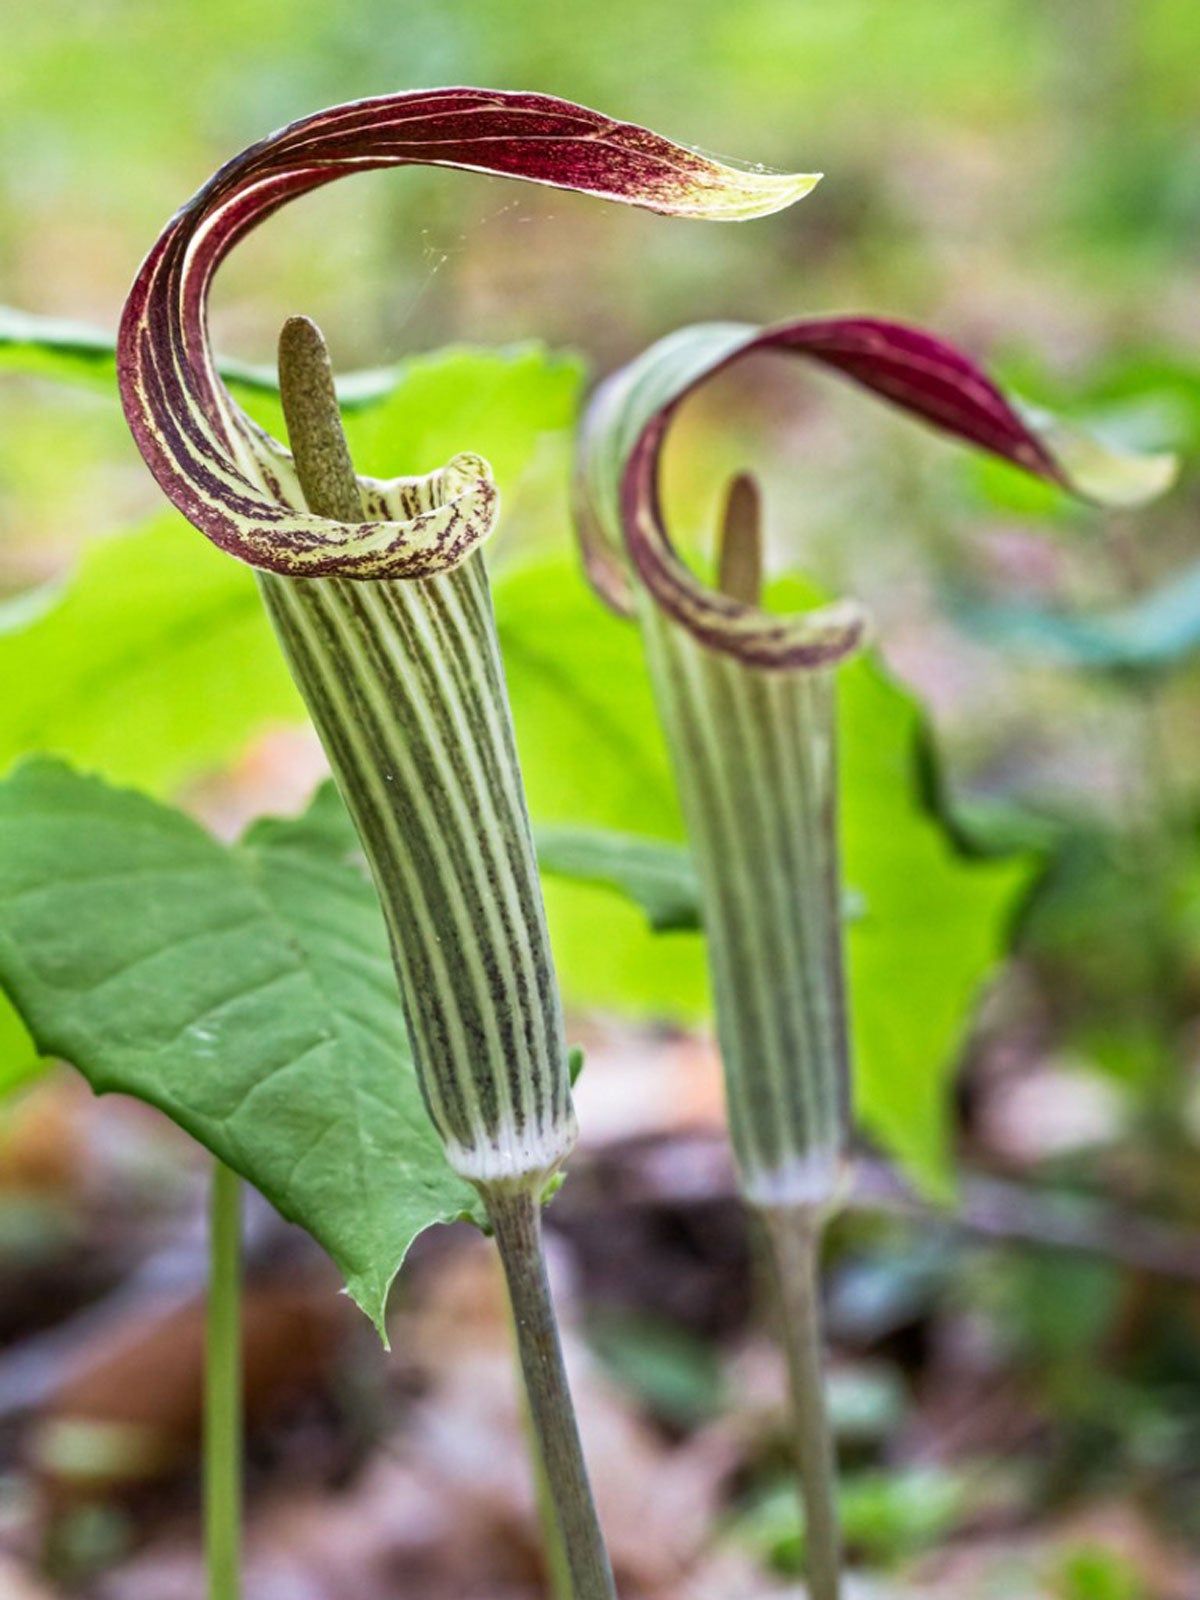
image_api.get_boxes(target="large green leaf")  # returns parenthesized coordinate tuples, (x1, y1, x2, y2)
(0, 515, 301, 793)
(0, 760, 475, 1332)
(0, 992, 39, 1097)
(495, 556, 1031, 1191)
(838, 654, 1031, 1189)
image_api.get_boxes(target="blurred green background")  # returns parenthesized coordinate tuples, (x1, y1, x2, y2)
(4, 0, 1199, 548)
(2, 5, 1200, 1595)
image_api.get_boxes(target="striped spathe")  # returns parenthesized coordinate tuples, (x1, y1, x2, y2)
(262, 553, 573, 1186)
(637, 593, 849, 1208)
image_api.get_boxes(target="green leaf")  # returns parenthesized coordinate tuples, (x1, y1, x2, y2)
(0, 306, 280, 401)
(0, 992, 40, 1098)
(838, 654, 1032, 1190)
(736, 1465, 970, 1573)
(0, 514, 301, 794)
(1057, 1545, 1146, 1600)
(536, 826, 700, 933)
(0, 305, 564, 417)
(338, 343, 583, 485)
(0, 306, 130, 389)
(0, 759, 476, 1334)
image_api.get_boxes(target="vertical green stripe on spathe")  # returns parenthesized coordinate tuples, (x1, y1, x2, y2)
(637, 594, 849, 1209)
(259, 553, 575, 1188)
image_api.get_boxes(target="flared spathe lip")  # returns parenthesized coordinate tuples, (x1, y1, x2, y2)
(575, 315, 1178, 671)
(117, 87, 818, 583)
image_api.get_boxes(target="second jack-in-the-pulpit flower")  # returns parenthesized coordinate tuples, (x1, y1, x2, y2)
(573, 314, 1173, 1599)
(117, 88, 817, 1600)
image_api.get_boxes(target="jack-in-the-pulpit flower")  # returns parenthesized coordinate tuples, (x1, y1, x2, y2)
(117, 90, 817, 1600)
(573, 314, 1174, 1599)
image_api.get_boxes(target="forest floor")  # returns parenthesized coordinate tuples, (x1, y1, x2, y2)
(1, 1024, 1197, 1600)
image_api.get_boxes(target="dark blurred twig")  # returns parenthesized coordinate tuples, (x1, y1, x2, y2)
(583, 1133, 1200, 1286)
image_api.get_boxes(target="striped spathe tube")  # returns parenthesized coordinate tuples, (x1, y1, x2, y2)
(260, 548, 570, 1185)
(636, 578, 848, 1207)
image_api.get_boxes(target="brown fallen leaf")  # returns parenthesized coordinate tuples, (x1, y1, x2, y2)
(30, 1271, 353, 1495)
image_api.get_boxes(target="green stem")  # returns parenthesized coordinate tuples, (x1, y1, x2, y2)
(760, 1205, 841, 1600)
(205, 1160, 243, 1600)
(510, 1299, 576, 1600)
(485, 1183, 615, 1600)
(501, 1241, 574, 1600)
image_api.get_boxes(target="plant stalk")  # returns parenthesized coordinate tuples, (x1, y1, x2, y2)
(205, 1160, 243, 1600)
(759, 1204, 841, 1600)
(514, 1317, 576, 1600)
(486, 1183, 614, 1600)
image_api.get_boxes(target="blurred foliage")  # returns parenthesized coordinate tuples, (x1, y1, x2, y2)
(588, 1311, 726, 1429)
(1056, 1547, 1146, 1600)
(0, 990, 38, 1095)
(4, 0, 1199, 348)
(0, 514, 300, 792)
(734, 1464, 971, 1572)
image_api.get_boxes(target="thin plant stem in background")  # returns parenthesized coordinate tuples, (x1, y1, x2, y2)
(275, 317, 614, 1600)
(205, 1161, 243, 1600)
